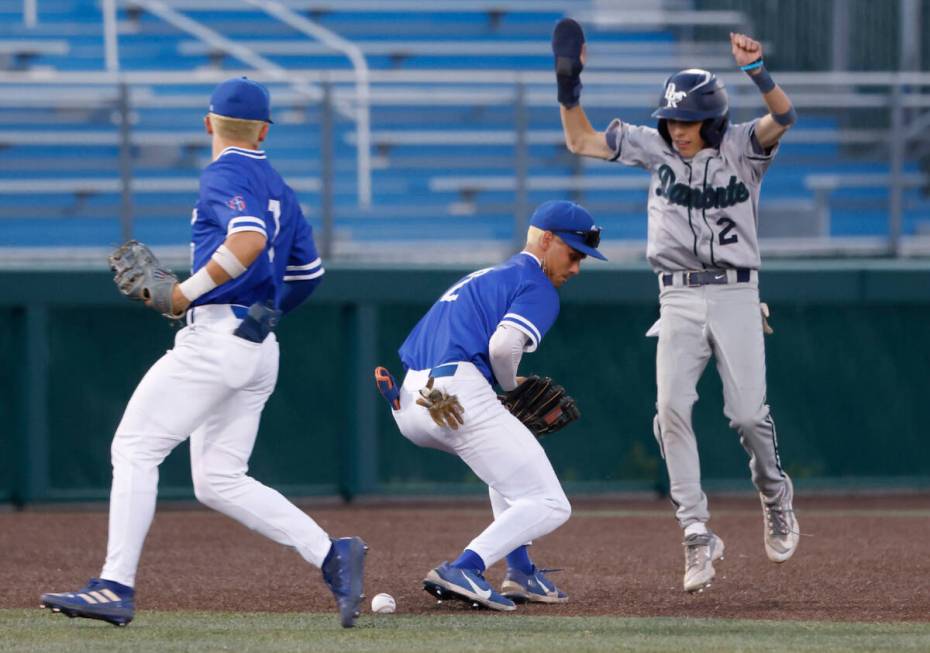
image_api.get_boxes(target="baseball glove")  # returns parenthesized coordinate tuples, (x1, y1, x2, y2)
(499, 375, 580, 438)
(416, 377, 465, 430)
(108, 240, 181, 318)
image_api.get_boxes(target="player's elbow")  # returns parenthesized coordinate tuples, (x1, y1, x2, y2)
(226, 231, 267, 266)
(771, 105, 797, 129)
(564, 135, 586, 155)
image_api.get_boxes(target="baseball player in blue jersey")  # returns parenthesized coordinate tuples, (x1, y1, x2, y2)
(375, 200, 606, 611)
(40, 77, 366, 628)
(555, 24, 800, 593)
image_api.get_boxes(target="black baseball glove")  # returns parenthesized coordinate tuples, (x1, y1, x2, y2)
(499, 375, 580, 438)
(108, 240, 181, 318)
(552, 18, 586, 108)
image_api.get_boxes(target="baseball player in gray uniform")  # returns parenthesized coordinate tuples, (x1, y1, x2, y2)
(553, 24, 800, 592)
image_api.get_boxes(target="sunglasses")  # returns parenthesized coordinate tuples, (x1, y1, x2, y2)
(554, 226, 601, 249)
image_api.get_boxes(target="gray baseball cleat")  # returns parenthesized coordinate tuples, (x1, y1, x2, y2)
(761, 475, 800, 562)
(683, 530, 725, 593)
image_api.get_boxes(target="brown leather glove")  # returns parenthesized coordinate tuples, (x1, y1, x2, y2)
(416, 377, 465, 429)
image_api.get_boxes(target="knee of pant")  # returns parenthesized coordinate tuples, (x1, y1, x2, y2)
(543, 494, 571, 525)
(729, 410, 766, 435)
(192, 476, 220, 509)
(111, 433, 167, 467)
(192, 471, 239, 509)
(655, 398, 692, 433)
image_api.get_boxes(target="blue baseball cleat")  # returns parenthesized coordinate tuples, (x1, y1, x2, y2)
(40, 578, 135, 626)
(501, 566, 568, 604)
(423, 562, 516, 611)
(374, 366, 401, 410)
(321, 536, 368, 628)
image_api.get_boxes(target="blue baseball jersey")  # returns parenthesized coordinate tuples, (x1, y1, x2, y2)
(398, 252, 560, 383)
(189, 146, 324, 308)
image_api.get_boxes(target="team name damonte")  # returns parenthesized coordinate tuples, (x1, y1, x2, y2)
(655, 164, 750, 209)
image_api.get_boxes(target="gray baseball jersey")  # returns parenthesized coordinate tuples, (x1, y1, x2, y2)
(605, 118, 778, 272)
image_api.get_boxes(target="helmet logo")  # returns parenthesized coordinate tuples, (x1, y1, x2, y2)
(664, 83, 687, 108)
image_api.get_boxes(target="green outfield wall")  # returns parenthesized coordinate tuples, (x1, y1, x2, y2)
(2, 261, 929, 504)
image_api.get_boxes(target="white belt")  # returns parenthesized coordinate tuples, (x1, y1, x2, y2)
(185, 304, 248, 328)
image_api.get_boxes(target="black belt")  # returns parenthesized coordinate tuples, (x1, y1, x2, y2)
(661, 269, 751, 288)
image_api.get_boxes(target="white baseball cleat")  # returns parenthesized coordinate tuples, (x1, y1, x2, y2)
(683, 531, 725, 593)
(761, 475, 800, 563)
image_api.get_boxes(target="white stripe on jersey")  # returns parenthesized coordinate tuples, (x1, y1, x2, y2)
(227, 216, 268, 237)
(283, 267, 325, 282)
(286, 258, 322, 272)
(501, 312, 541, 347)
(218, 146, 267, 160)
(228, 225, 268, 237)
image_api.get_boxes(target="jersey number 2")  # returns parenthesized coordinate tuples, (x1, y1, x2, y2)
(440, 268, 492, 302)
(717, 217, 739, 246)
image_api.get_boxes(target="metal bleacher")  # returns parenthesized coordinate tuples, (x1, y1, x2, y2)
(0, 0, 929, 267)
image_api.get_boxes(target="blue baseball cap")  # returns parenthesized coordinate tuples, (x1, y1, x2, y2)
(530, 200, 607, 260)
(209, 77, 273, 123)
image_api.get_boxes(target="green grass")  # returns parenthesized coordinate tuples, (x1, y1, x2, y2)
(3, 610, 930, 653)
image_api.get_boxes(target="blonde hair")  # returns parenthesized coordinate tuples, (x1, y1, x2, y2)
(209, 113, 266, 142)
(526, 225, 545, 247)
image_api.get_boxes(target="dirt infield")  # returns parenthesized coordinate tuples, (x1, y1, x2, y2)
(4, 494, 928, 622)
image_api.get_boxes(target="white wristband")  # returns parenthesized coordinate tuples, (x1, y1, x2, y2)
(211, 244, 248, 279)
(178, 266, 218, 302)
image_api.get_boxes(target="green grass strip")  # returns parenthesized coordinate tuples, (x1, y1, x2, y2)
(571, 508, 930, 518)
(3, 609, 929, 653)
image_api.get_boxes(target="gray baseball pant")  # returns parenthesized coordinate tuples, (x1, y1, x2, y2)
(652, 278, 788, 529)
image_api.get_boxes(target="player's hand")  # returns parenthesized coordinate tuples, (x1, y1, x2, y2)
(143, 283, 186, 319)
(730, 32, 763, 69)
(170, 284, 191, 314)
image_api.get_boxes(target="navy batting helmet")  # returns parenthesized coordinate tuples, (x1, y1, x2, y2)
(652, 68, 729, 148)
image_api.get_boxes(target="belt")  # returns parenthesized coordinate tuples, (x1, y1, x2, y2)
(661, 268, 752, 288)
(186, 303, 249, 325)
(429, 363, 458, 378)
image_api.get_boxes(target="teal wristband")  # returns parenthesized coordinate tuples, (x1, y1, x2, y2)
(740, 59, 764, 71)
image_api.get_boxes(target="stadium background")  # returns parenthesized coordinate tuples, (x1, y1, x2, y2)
(1, 0, 929, 508)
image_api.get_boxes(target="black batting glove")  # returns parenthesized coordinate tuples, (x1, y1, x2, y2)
(233, 299, 281, 343)
(552, 18, 585, 108)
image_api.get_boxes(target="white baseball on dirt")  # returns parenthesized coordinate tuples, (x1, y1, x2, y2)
(371, 592, 396, 614)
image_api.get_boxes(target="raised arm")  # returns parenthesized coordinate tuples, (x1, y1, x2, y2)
(730, 32, 796, 150)
(552, 18, 614, 160)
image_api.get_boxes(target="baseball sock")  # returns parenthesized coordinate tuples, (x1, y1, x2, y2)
(684, 522, 708, 537)
(505, 545, 534, 575)
(321, 542, 335, 568)
(450, 549, 485, 573)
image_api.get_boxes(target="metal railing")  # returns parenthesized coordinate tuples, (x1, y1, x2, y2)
(0, 69, 929, 264)
(242, 0, 372, 210)
(109, 0, 372, 211)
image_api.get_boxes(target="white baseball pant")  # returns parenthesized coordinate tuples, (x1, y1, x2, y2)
(391, 362, 571, 567)
(100, 304, 332, 587)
